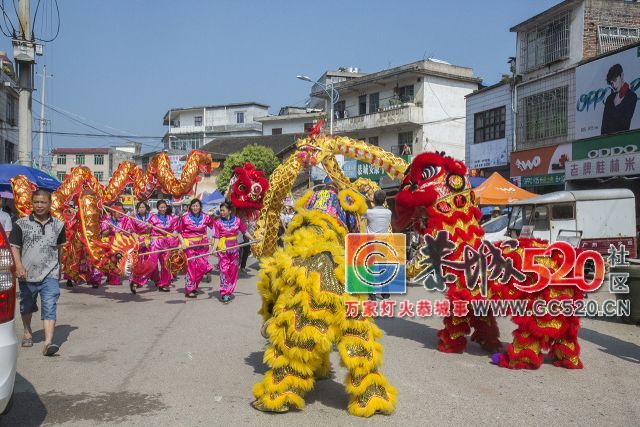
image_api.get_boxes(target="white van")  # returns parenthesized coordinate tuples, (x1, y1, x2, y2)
(507, 189, 637, 258)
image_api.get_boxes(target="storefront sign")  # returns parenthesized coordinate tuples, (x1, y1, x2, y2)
(510, 143, 571, 186)
(355, 161, 386, 181)
(469, 138, 508, 169)
(565, 152, 640, 180)
(575, 44, 640, 139)
(520, 173, 565, 186)
(311, 155, 359, 181)
(571, 129, 640, 160)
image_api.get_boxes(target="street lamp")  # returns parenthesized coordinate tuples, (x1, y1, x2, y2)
(296, 74, 339, 135)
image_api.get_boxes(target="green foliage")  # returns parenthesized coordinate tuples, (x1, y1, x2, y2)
(217, 144, 280, 193)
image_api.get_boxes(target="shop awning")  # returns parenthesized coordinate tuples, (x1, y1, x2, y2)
(473, 172, 538, 205)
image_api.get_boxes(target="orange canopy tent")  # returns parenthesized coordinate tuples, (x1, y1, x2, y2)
(473, 172, 538, 205)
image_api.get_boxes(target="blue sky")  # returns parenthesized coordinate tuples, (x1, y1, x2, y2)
(0, 0, 560, 155)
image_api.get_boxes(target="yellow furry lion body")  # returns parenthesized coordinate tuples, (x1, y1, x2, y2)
(252, 191, 397, 417)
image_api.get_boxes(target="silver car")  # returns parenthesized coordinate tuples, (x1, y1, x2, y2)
(0, 223, 17, 416)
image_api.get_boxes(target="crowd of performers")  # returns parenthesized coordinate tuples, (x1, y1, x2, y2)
(69, 197, 252, 304)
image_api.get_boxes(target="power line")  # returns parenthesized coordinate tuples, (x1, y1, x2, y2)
(0, 1, 16, 37)
(32, 98, 161, 147)
(33, 130, 164, 139)
(32, 0, 59, 42)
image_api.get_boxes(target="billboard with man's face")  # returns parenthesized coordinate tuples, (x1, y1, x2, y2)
(575, 45, 640, 139)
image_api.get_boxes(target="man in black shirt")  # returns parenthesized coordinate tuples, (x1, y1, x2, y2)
(601, 63, 638, 135)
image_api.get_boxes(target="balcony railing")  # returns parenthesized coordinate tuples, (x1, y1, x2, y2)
(206, 123, 262, 133)
(168, 125, 204, 134)
(333, 103, 422, 134)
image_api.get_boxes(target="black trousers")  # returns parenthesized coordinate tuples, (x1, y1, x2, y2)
(240, 244, 250, 269)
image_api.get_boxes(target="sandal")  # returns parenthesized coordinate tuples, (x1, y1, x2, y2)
(21, 338, 33, 348)
(43, 343, 59, 356)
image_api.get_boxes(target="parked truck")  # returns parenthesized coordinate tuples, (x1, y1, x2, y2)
(506, 189, 637, 258)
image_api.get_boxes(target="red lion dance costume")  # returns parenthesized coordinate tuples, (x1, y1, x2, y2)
(225, 162, 268, 269)
(225, 162, 269, 233)
(394, 152, 593, 369)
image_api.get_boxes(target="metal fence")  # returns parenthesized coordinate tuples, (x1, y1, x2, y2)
(598, 26, 640, 54)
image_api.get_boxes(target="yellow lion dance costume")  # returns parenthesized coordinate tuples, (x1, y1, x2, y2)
(251, 187, 397, 417)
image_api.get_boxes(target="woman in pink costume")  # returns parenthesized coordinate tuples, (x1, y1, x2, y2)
(99, 204, 130, 286)
(147, 200, 179, 292)
(211, 201, 252, 304)
(128, 201, 158, 292)
(178, 198, 214, 298)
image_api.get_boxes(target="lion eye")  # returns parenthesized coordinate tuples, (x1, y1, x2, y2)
(238, 184, 246, 191)
(421, 166, 440, 180)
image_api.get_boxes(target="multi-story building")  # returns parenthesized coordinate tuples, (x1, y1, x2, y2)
(308, 68, 367, 110)
(465, 80, 514, 178)
(162, 102, 269, 152)
(313, 59, 480, 161)
(51, 142, 141, 184)
(0, 51, 18, 164)
(255, 106, 323, 136)
(507, 0, 640, 193)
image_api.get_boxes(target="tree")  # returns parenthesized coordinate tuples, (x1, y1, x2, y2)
(217, 144, 280, 193)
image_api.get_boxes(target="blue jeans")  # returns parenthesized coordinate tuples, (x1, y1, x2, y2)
(19, 277, 61, 321)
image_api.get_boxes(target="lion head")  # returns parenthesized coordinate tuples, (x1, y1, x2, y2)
(228, 162, 269, 210)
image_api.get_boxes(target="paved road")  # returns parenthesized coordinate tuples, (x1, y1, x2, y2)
(3, 261, 640, 426)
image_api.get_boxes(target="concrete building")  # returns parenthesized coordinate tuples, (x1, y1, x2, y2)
(308, 68, 367, 110)
(465, 81, 514, 177)
(51, 142, 141, 184)
(162, 102, 269, 152)
(0, 52, 18, 164)
(255, 106, 323, 136)
(507, 0, 640, 193)
(313, 59, 481, 161)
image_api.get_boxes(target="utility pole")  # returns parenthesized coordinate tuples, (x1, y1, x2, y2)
(14, 0, 34, 166)
(37, 64, 48, 169)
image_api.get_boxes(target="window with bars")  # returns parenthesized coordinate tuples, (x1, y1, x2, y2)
(303, 122, 314, 132)
(170, 136, 203, 151)
(368, 136, 379, 146)
(4, 141, 15, 162)
(398, 85, 414, 103)
(76, 154, 85, 165)
(194, 116, 203, 126)
(271, 128, 282, 135)
(522, 86, 568, 142)
(598, 26, 640, 54)
(56, 155, 66, 165)
(474, 107, 506, 143)
(236, 112, 245, 124)
(5, 96, 16, 125)
(392, 131, 413, 155)
(334, 100, 346, 119)
(359, 95, 367, 115)
(94, 154, 104, 165)
(369, 93, 380, 113)
(95, 172, 104, 182)
(56, 172, 66, 182)
(521, 14, 569, 71)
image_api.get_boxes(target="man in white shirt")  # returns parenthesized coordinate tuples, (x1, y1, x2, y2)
(0, 198, 12, 237)
(363, 190, 392, 300)
(363, 190, 392, 233)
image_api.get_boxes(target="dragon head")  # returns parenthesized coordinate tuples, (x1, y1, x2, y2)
(228, 163, 269, 210)
(111, 232, 139, 277)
